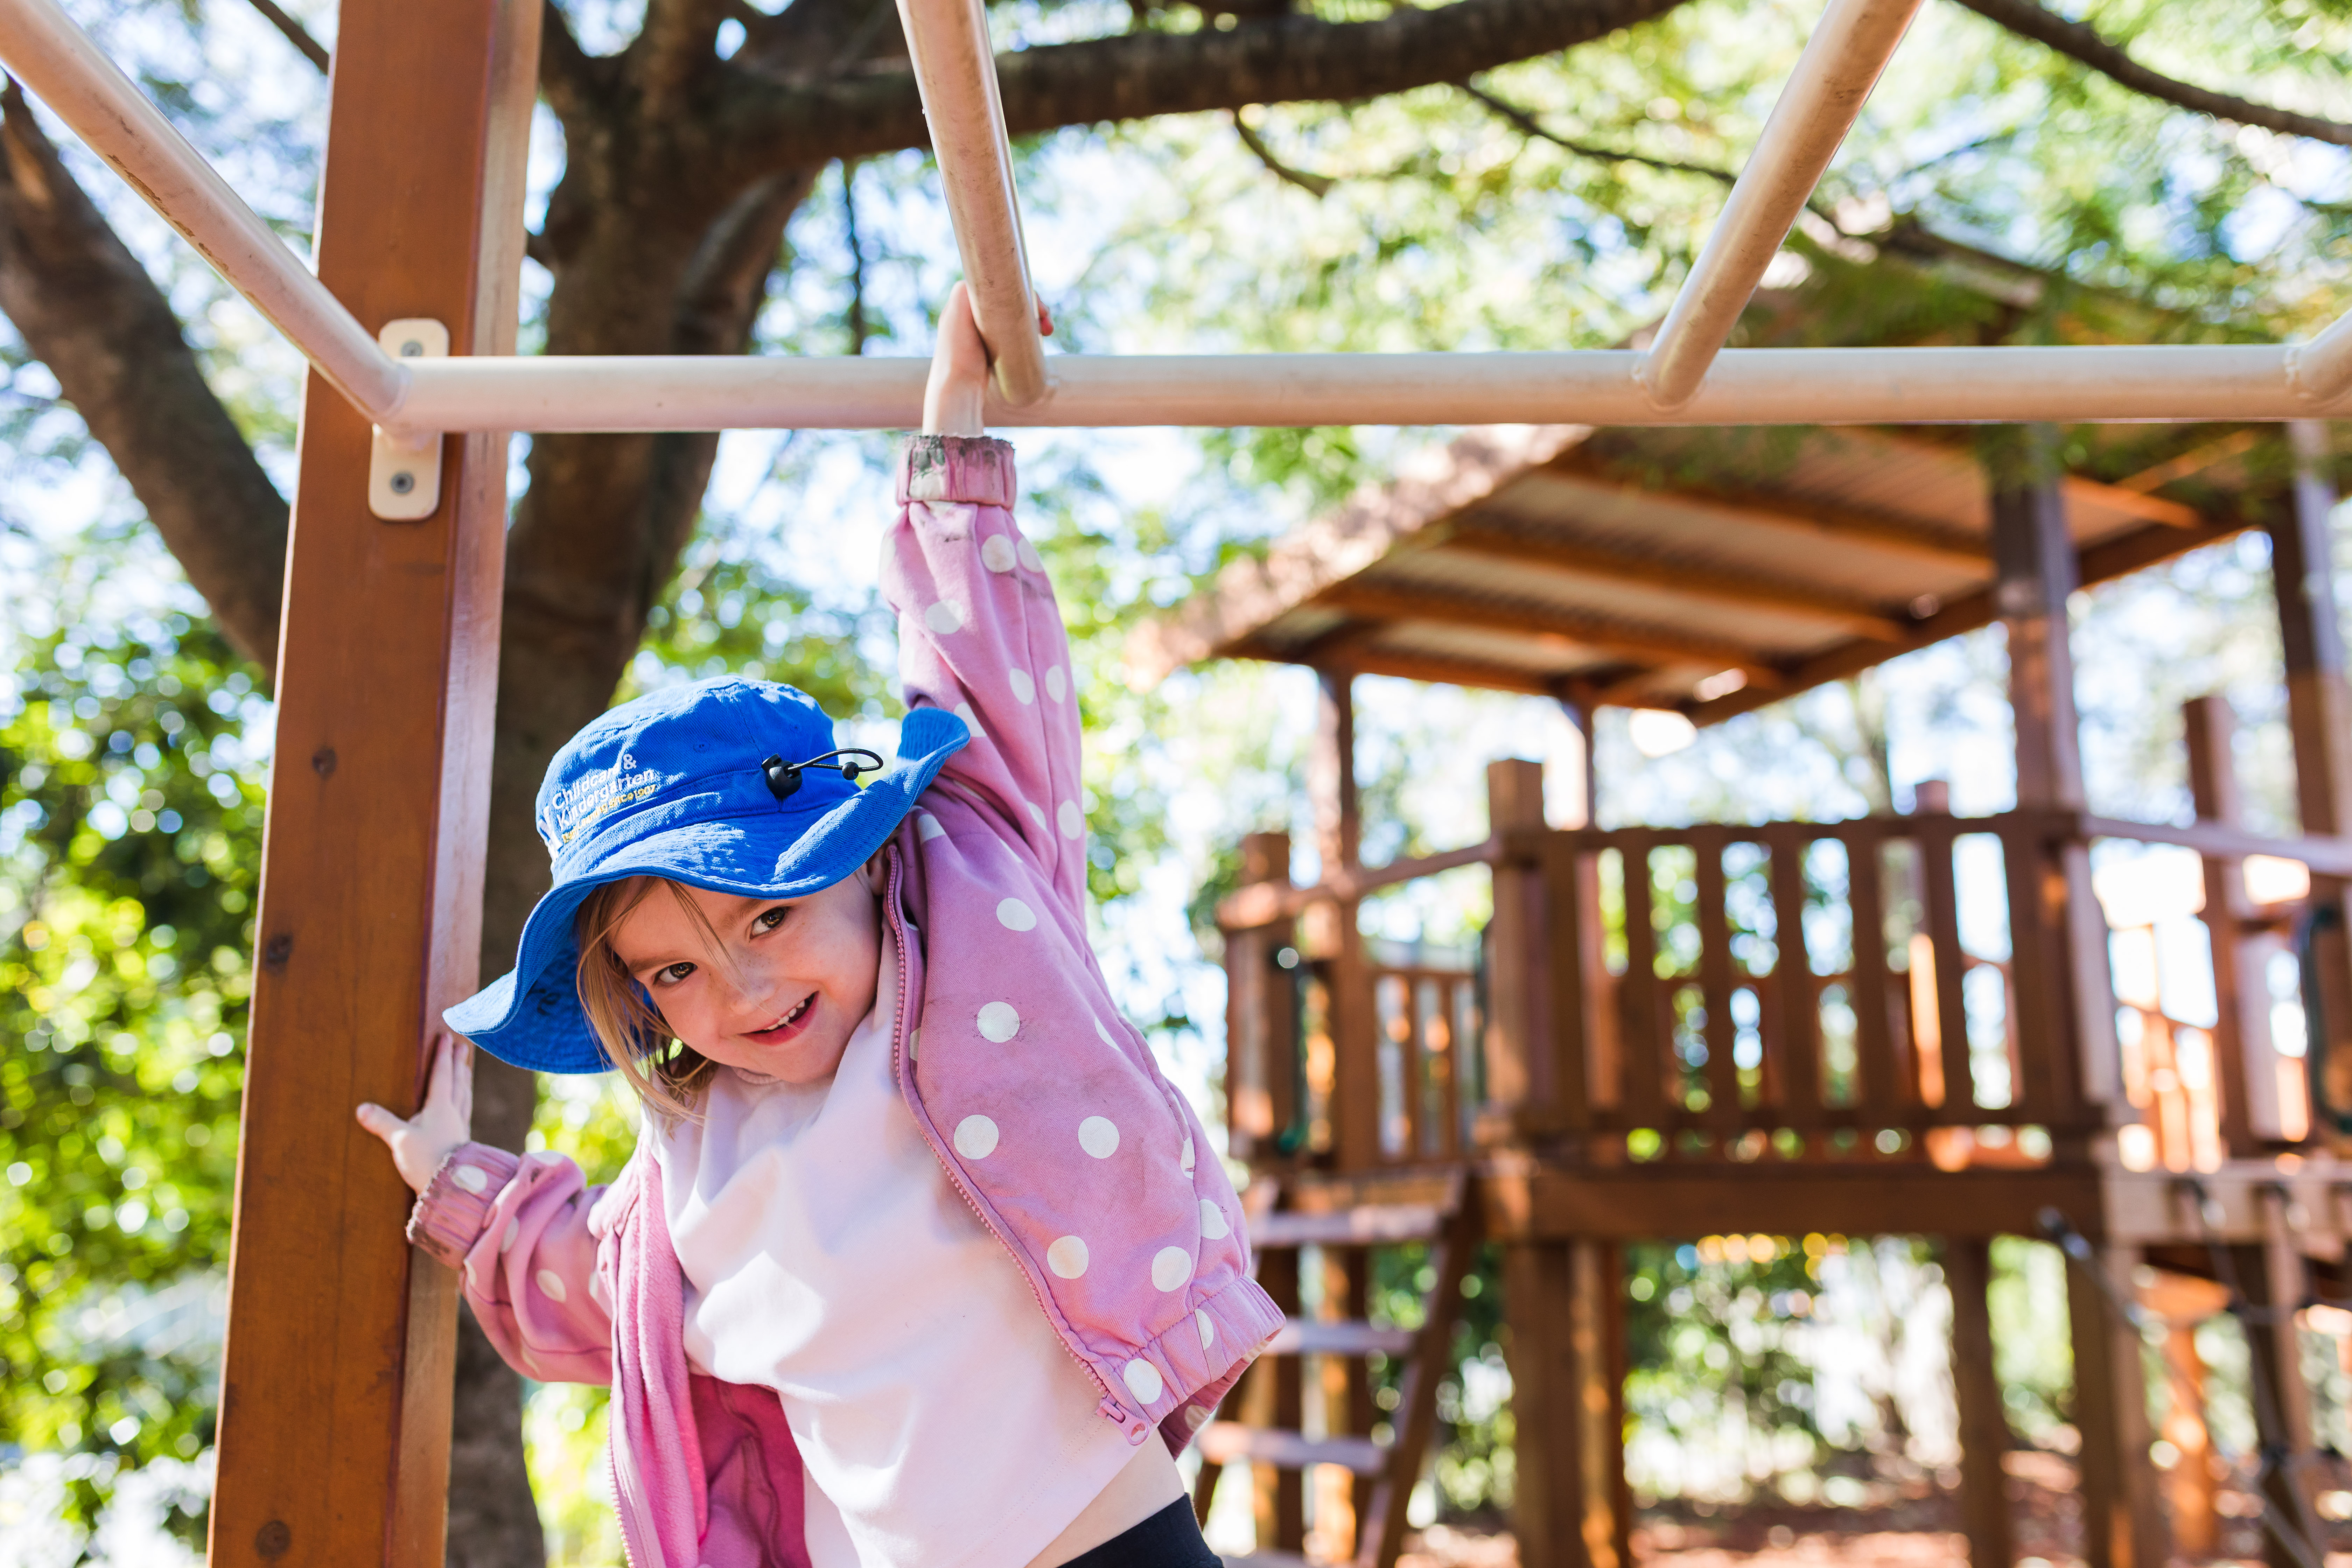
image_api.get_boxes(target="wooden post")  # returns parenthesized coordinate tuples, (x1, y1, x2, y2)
(2231, 1190, 2324, 1568)
(206, 4, 536, 1567)
(1227, 832, 1295, 1165)
(1310, 670, 1379, 1170)
(2065, 1241, 2165, 1568)
(2185, 696, 2278, 1149)
(1247, 1247, 1307, 1554)
(1485, 758, 1550, 1121)
(1986, 436, 2120, 1123)
(2271, 423, 2352, 1144)
(1989, 431, 2161, 1568)
(1504, 1241, 1628, 1568)
(1944, 1239, 2012, 1568)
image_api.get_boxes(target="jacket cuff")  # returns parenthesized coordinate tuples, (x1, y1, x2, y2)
(406, 1143, 522, 1268)
(898, 435, 1016, 508)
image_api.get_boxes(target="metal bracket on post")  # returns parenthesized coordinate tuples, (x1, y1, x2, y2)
(368, 318, 447, 520)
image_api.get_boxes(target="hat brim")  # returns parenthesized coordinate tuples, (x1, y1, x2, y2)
(445, 708, 965, 1073)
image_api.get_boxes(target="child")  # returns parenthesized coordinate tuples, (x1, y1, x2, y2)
(356, 284, 1279, 1568)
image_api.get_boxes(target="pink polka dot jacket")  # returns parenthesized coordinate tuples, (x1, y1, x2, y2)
(407, 435, 1282, 1568)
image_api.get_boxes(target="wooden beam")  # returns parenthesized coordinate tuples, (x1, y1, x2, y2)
(1547, 450, 1990, 568)
(2067, 1240, 2168, 1568)
(1437, 521, 1910, 640)
(2111, 429, 2262, 496)
(1686, 511, 2252, 725)
(1315, 580, 1783, 684)
(206, 1, 536, 1566)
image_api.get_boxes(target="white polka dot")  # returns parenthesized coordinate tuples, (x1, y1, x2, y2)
(1008, 668, 1036, 705)
(536, 1269, 568, 1304)
(1200, 1200, 1230, 1239)
(1093, 1017, 1115, 1046)
(981, 534, 1017, 573)
(1196, 1309, 1216, 1350)
(1184, 1404, 1210, 1432)
(978, 1001, 1021, 1042)
(451, 1164, 488, 1194)
(1181, 1135, 1196, 1173)
(954, 702, 985, 739)
(589, 1271, 611, 1311)
(1123, 1359, 1164, 1404)
(925, 600, 967, 635)
(997, 896, 1037, 931)
(1024, 800, 1048, 831)
(1152, 1246, 1192, 1292)
(1048, 1236, 1089, 1278)
(1079, 1116, 1120, 1158)
(463, 1258, 478, 1289)
(954, 1115, 1000, 1158)
(1045, 664, 1067, 702)
(908, 1027, 921, 1060)
(1017, 538, 1045, 573)
(916, 810, 945, 841)
(500, 1218, 520, 1253)
(1057, 800, 1083, 839)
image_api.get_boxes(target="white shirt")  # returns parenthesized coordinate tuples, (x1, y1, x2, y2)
(653, 939, 1138, 1568)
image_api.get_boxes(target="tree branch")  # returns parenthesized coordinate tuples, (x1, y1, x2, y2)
(1232, 111, 1333, 197)
(632, 0, 734, 111)
(0, 80, 288, 668)
(1462, 82, 1736, 188)
(1954, 0, 2352, 147)
(714, 0, 1687, 184)
(242, 0, 330, 73)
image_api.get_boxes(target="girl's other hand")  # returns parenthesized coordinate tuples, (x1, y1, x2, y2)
(922, 282, 1050, 435)
(356, 1030, 474, 1196)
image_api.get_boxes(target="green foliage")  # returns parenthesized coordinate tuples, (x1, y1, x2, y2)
(1, 554, 266, 1545)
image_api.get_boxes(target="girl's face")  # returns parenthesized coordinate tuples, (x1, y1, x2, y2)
(609, 864, 884, 1084)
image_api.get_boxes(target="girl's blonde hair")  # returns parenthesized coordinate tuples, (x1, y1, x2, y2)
(574, 877, 720, 1122)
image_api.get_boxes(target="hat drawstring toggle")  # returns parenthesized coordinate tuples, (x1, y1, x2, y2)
(762, 748, 887, 802)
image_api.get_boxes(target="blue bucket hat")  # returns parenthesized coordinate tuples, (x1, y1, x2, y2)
(444, 675, 967, 1074)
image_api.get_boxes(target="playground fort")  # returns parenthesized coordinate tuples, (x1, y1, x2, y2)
(7, 0, 2352, 1563)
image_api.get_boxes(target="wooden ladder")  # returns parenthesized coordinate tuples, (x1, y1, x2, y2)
(1195, 1168, 1475, 1568)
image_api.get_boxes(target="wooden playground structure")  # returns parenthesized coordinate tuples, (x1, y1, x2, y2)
(1160, 402, 2352, 1568)
(6, 0, 2352, 1564)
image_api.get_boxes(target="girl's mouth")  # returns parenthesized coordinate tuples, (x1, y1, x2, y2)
(746, 993, 817, 1045)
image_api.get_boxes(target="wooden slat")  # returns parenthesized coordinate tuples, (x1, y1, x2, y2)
(1995, 820, 2061, 1124)
(1692, 828, 1742, 1128)
(1917, 819, 1973, 1122)
(1765, 825, 1822, 1127)
(205, 4, 535, 1568)
(1265, 1318, 1417, 1357)
(1354, 1194, 1475, 1568)
(1199, 1425, 1389, 1476)
(1253, 1205, 1444, 1248)
(1837, 821, 1903, 1120)
(1544, 835, 1592, 1132)
(1618, 833, 1666, 1125)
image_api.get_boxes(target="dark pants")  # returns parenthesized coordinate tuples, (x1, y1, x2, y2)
(1060, 1498, 1220, 1568)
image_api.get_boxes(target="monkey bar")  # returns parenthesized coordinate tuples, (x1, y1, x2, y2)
(6, 0, 2352, 461)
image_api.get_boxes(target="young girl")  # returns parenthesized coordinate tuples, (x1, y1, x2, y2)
(356, 285, 1278, 1568)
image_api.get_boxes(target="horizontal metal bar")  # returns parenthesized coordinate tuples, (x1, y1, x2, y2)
(1640, 0, 1924, 411)
(391, 342, 2345, 431)
(0, 0, 408, 422)
(897, 0, 1048, 406)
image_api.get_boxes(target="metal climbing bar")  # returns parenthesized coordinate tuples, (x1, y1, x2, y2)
(897, 0, 1050, 406)
(5, 0, 2352, 431)
(385, 341, 2344, 429)
(1638, 0, 1925, 411)
(0, 0, 407, 422)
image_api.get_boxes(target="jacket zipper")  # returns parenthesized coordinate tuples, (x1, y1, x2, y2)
(881, 845, 1138, 1434)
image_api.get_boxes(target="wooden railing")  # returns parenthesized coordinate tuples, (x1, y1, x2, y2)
(1220, 769, 2347, 1174)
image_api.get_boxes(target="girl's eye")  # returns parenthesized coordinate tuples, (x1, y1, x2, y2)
(754, 907, 788, 933)
(654, 961, 696, 986)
